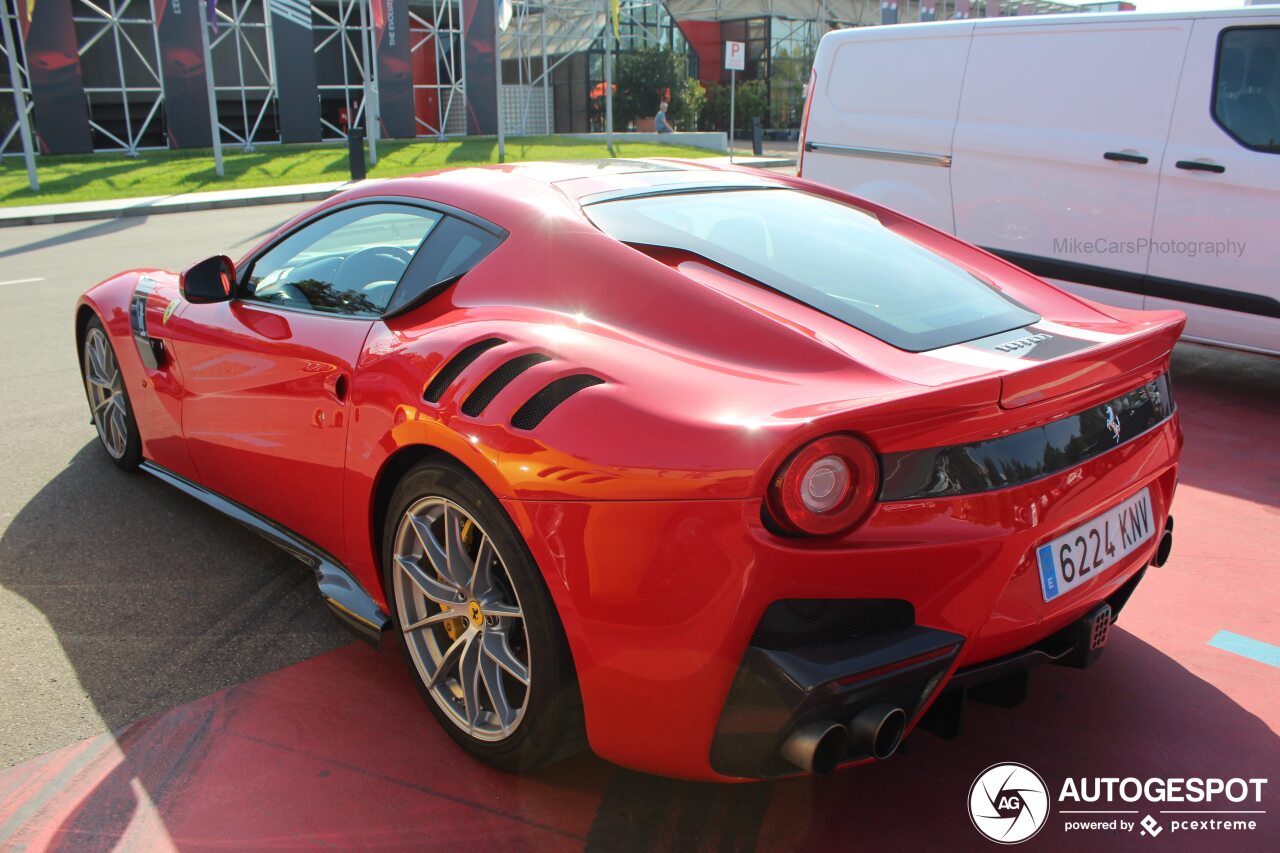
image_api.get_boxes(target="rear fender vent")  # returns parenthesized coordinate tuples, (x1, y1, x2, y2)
(511, 374, 605, 430)
(423, 338, 505, 403)
(461, 353, 552, 417)
(750, 599, 915, 651)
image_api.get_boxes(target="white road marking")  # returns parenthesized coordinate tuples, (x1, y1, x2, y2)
(0, 277, 45, 287)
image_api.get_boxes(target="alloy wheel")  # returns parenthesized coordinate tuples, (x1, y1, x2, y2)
(83, 327, 129, 460)
(392, 497, 531, 741)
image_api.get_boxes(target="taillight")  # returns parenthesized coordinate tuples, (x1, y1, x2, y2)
(767, 434, 879, 536)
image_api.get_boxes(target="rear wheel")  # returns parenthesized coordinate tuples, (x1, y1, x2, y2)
(382, 459, 584, 771)
(82, 317, 142, 470)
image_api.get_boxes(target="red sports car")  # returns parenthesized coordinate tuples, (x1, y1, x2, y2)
(76, 160, 1182, 780)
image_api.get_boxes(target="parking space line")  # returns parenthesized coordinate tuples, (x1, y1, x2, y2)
(0, 277, 45, 287)
(1207, 630, 1280, 668)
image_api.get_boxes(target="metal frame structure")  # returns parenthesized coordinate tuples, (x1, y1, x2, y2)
(0, 0, 1094, 159)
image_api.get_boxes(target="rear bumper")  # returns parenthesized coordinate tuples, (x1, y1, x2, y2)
(506, 416, 1180, 781)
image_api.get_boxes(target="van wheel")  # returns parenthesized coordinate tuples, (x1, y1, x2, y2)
(382, 459, 585, 771)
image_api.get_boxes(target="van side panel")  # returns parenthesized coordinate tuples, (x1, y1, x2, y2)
(802, 24, 974, 231)
(950, 20, 1191, 308)
(1144, 16, 1280, 354)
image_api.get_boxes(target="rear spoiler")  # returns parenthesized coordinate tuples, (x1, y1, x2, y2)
(999, 314, 1185, 409)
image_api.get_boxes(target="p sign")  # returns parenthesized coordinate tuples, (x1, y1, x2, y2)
(724, 40, 745, 72)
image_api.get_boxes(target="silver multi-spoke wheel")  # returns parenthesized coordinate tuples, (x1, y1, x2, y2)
(83, 326, 129, 459)
(393, 497, 531, 742)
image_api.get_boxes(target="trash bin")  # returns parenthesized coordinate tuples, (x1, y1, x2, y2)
(347, 129, 366, 182)
(751, 118, 764, 157)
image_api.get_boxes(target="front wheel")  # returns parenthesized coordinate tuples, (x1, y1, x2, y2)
(382, 459, 585, 771)
(81, 316, 142, 470)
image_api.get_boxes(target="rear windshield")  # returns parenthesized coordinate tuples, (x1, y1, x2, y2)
(583, 188, 1038, 351)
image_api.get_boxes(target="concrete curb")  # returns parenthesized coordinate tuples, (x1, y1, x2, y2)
(0, 157, 797, 228)
(0, 183, 351, 229)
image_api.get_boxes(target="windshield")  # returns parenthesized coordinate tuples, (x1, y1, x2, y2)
(584, 188, 1039, 351)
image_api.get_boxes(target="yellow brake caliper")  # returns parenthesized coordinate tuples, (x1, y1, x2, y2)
(440, 519, 477, 641)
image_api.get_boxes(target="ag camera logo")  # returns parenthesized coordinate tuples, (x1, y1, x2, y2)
(969, 763, 1051, 844)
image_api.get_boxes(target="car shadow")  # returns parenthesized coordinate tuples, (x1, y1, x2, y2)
(4, 618, 1274, 850)
(0, 440, 351, 758)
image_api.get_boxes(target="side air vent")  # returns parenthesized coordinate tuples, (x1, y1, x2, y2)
(511, 374, 605, 430)
(750, 599, 915, 651)
(461, 353, 552, 417)
(423, 338, 505, 403)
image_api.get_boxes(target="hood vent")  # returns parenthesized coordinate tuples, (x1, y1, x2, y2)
(424, 338, 505, 403)
(461, 353, 552, 417)
(511, 374, 605, 430)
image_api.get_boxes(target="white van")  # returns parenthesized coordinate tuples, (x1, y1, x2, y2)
(799, 8, 1280, 354)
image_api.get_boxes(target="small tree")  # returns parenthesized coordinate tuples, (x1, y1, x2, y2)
(701, 80, 768, 132)
(675, 78, 706, 131)
(614, 47, 694, 131)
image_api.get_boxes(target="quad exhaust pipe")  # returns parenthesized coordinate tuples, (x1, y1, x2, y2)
(781, 704, 907, 774)
(1151, 516, 1174, 568)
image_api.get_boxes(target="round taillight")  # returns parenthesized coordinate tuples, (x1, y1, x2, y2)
(767, 435, 879, 536)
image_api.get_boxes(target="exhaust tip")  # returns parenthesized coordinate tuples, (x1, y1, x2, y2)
(1152, 527, 1172, 568)
(781, 721, 848, 775)
(849, 704, 907, 761)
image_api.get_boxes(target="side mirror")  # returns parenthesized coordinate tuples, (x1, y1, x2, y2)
(180, 255, 236, 304)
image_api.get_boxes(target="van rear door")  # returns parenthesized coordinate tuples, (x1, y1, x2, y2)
(1144, 14, 1280, 353)
(950, 19, 1190, 312)
(800, 23, 973, 231)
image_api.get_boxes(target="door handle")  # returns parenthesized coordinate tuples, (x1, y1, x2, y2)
(1175, 159, 1225, 174)
(1103, 151, 1149, 164)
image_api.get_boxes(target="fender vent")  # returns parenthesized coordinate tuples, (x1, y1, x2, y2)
(511, 374, 605, 430)
(424, 338, 505, 403)
(461, 353, 552, 417)
(750, 599, 915, 651)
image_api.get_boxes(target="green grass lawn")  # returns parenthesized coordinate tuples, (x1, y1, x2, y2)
(0, 136, 719, 208)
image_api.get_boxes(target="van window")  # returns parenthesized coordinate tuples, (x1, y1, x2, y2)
(1214, 27, 1280, 153)
(584, 189, 1039, 352)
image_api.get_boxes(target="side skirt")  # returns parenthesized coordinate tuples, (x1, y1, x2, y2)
(140, 461, 390, 646)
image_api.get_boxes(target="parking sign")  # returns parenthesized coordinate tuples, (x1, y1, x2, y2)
(725, 40, 745, 72)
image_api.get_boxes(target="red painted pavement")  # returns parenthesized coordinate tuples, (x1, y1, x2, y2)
(2, 349, 1276, 852)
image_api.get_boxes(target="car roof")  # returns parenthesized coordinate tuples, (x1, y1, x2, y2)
(467, 159, 791, 204)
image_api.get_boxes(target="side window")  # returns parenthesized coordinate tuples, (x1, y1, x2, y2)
(384, 217, 505, 315)
(1214, 27, 1280, 153)
(244, 204, 442, 316)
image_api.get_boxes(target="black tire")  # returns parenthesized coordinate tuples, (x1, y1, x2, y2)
(382, 458, 585, 771)
(81, 316, 143, 471)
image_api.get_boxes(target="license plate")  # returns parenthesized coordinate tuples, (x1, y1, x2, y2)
(1036, 488, 1154, 602)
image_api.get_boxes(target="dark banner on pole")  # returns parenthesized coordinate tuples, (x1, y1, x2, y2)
(371, 0, 415, 138)
(153, 0, 213, 148)
(462, 0, 497, 135)
(268, 0, 320, 142)
(880, 1, 898, 26)
(921, 0, 937, 22)
(16, 0, 92, 153)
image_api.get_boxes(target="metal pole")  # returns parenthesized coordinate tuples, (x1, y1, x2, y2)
(358, 0, 378, 166)
(495, 0, 505, 163)
(541, 6, 549, 134)
(604, 21, 613, 156)
(198, 0, 224, 175)
(728, 68, 735, 163)
(0, 0, 36, 191)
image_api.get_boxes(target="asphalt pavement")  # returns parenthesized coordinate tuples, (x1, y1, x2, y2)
(0, 203, 350, 767)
